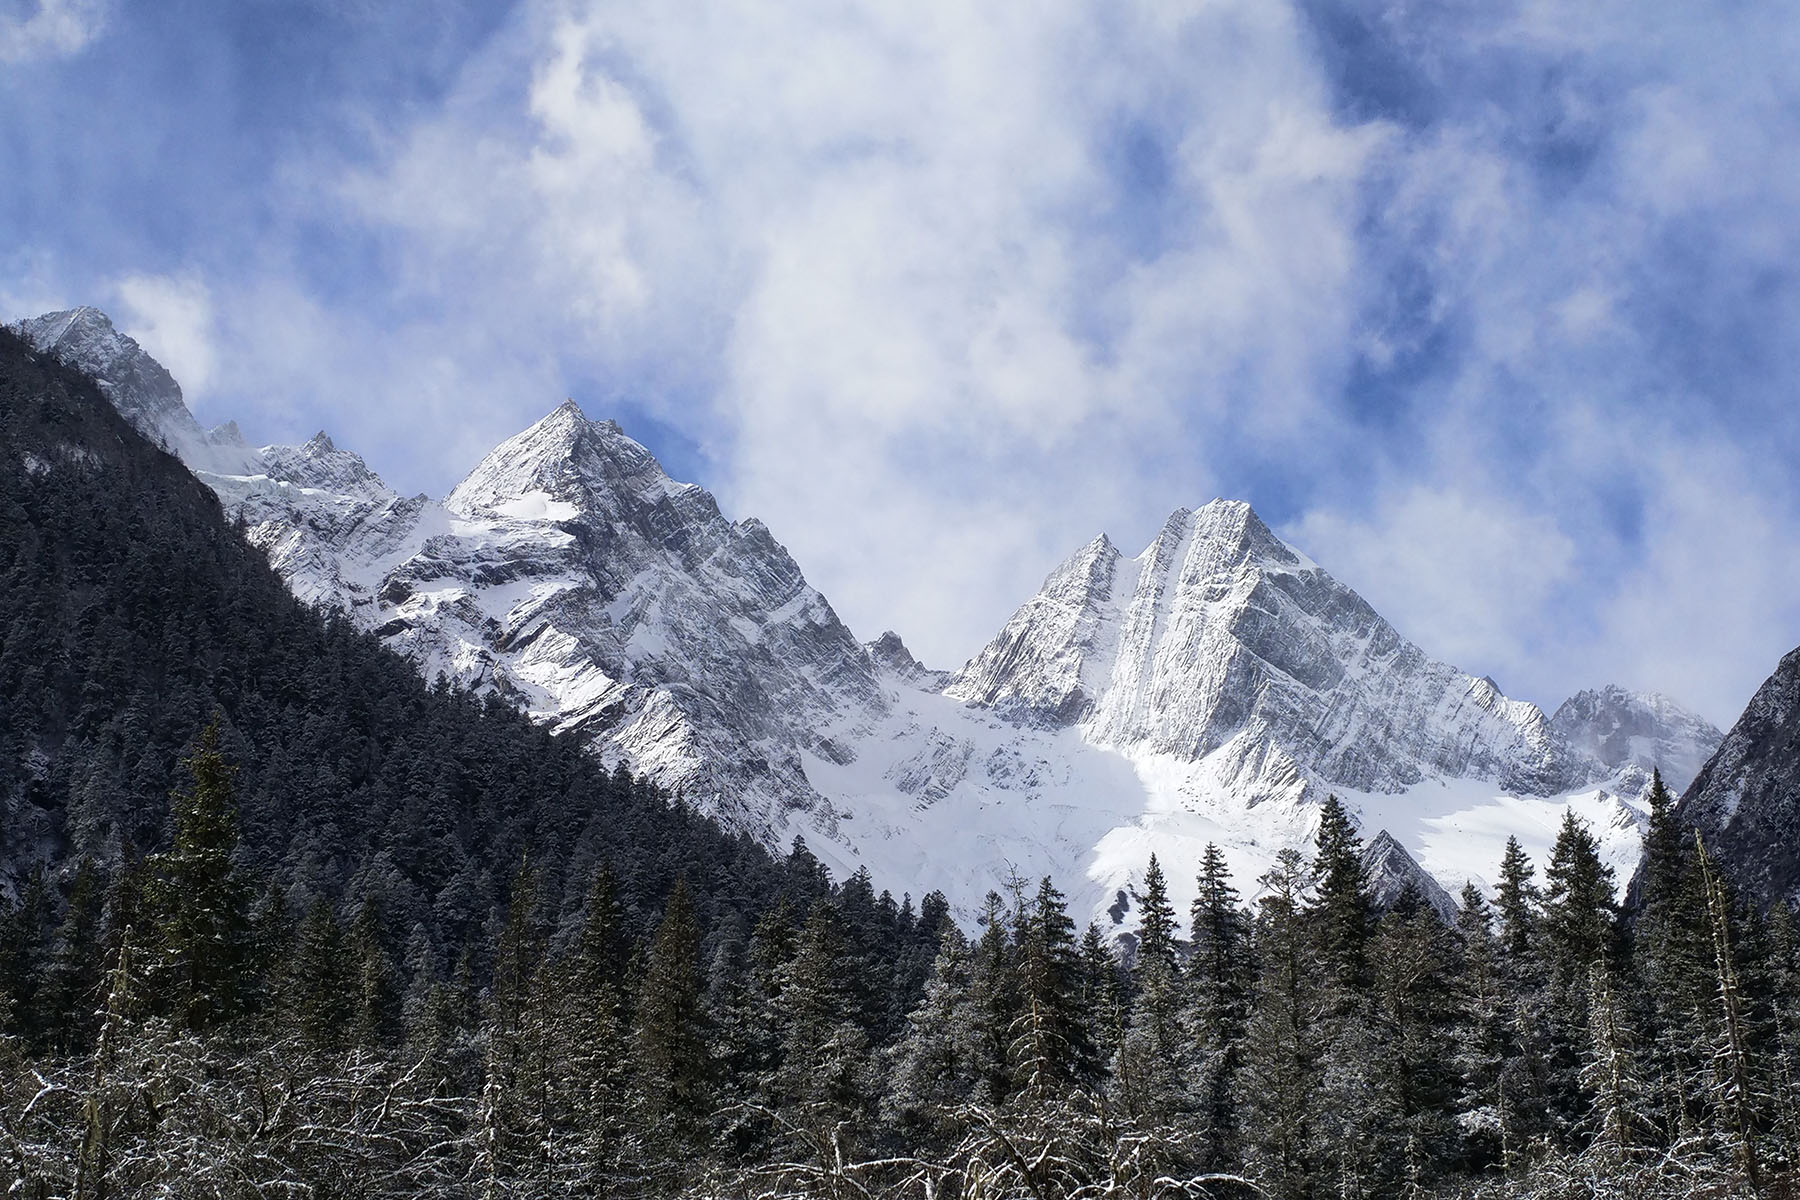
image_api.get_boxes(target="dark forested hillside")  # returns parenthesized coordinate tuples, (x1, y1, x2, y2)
(0, 323, 791, 940)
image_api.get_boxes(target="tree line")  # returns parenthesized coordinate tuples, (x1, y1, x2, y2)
(4, 747, 1796, 1199)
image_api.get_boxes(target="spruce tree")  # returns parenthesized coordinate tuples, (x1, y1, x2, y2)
(1543, 812, 1619, 1132)
(1634, 771, 1714, 1148)
(771, 898, 872, 1137)
(966, 891, 1018, 1108)
(43, 859, 104, 1051)
(564, 861, 634, 1175)
(1310, 794, 1372, 995)
(633, 879, 709, 1140)
(887, 928, 978, 1151)
(347, 902, 401, 1049)
(1494, 836, 1540, 961)
(1133, 853, 1179, 974)
(1189, 843, 1251, 1168)
(1240, 848, 1318, 1200)
(140, 722, 253, 1032)
(1010, 876, 1091, 1098)
(1544, 813, 1618, 1000)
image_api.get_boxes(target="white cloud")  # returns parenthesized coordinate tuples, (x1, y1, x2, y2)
(350, 0, 1385, 668)
(113, 271, 218, 401)
(1286, 488, 1579, 688)
(0, 0, 107, 64)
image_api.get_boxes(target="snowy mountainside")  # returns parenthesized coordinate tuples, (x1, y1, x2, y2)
(222, 401, 889, 844)
(808, 502, 1722, 926)
(21, 306, 1727, 929)
(13, 308, 259, 474)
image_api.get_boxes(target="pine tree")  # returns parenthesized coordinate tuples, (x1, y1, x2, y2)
(289, 898, 351, 1050)
(886, 928, 978, 1151)
(1581, 961, 1652, 1171)
(1310, 794, 1372, 995)
(1695, 834, 1764, 1190)
(1494, 836, 1540, 961)
(966, 891, 1018, 1108)
(0, 867, 51, 1043)
(771, 898, 872, 1138)
(346, 902, 401, 1049)
(1633, 770, 1714, 1148)
(1133, 853, 1179, 974)
(1367, 886, 1459, 1195)
(1450, 884, 1511, 1172)
(633, 879, 709, 1142)
(141, 721, 253, 1031)
(564, 861, 634, 1176)
(1543, 812, 1619, 1133)
(1010, 876, 1092, 1100)
(1240, 848, 1318, 1200)
(43, 860, 104, 1051)
(1076, 922, 1125, 1071)
(1189, 843, 1252, 1169)
(1544, 812, 1618, 993)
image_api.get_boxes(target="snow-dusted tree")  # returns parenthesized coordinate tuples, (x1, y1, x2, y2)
(633, 878, 710, 1149)
(141, 720, 253, 1031)
(1240, 847, 1318, 1200)
(1695, 833, 1765, 1191)
(1010, 876, 1093, 1100)
(771, 898, 875, 1138)
(1189, 842, 1252, 1170)
(1311, 794, 1373, 996)
(1112, 858, 1192, 1134)
(884, 926, 977, 1151)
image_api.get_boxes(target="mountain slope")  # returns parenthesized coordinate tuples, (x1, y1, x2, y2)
(1680, 645, 1800, 904)
(0, 323, 786, 942)
(816, 507, 1720, 923)
(13, 307, 1726, 927)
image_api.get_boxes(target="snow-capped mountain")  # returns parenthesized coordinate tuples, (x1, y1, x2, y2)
(222, 404, 888, 846)
(1679, 644, 1800, 905)
(16, 306, 1727, 927)
(12, 308, 258, 474)
(820, 503, 1720, 924)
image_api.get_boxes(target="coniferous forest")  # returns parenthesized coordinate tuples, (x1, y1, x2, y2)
(6, 332, 1800, 1198)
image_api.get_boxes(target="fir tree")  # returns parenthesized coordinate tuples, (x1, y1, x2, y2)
(1189, 843, 1251, 1168)
(1240, 848, 1318, 1200)
(1310, 794, 1372, 995)
(634, 879, 709, 1140)
(141, 721, 253, 1031)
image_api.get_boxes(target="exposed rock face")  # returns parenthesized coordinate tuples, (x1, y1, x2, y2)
(952, 501, 1583, 798)
(1551, 685, 1723, 794)
(1363, 830, 1459, 924)
(22, 306, 1729, 925)
(12, 308, 257, 473)
(867, 631, 952, 691)
(1680, 646, 1800, 904)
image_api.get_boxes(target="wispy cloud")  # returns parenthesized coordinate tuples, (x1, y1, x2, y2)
(0, 0, 108, 64)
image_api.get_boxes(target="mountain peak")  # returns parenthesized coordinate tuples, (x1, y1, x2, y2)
(14, 307, 196, 448)
(1549, 685, 1722, 792)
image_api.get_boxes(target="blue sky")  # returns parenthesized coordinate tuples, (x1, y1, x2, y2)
(5, 0, 1800, 726)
